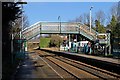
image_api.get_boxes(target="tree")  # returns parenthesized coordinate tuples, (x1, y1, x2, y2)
(106, 12, 112, 25)
(110, 2, 120, 22)
(11, 14, 29, 38)
(2, 2, 23, 79)
(2, 2, 22, 55)
(2, 3, 22, 26)
(74, 15, 83, 23)
(95, 20, 106, 33)
(86, 13, 90, 25)
(113, 22, 120, 38)
(110, 3, 118, 20)
(80, 13, 90, 26)
(94, 10, 106, 33)
(95, 10, 105, 25)
(109, 15, 117, 34)
(71, 13, 94, 28)
(49, 35, 63, 48)
(117, 1, 120, 22)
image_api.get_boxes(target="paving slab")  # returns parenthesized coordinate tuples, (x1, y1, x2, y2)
(13, 52, 61, 80)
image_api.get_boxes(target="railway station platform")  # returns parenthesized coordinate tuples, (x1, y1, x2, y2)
(11, 49, 120, 79)
(64, 52, 120, 65)
(40, 48, 120, 74)
(12, 51, 62, 80)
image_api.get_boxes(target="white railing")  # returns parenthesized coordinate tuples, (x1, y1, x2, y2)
(23, 22, 97, 40)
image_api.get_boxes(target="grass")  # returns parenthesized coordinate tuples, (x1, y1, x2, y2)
(40, 37, 51, 48)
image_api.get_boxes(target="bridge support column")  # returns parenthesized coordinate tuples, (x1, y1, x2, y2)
(68, 34, 71, 50)
(24, 40, 27, 51)
(108, 45, 111, 55)
(76, 34, 77, 41)
(105, 46, 107, 56)
(69, 34, 70, 42)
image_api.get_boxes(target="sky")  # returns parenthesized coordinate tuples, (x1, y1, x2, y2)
(23, 2, 117, 26)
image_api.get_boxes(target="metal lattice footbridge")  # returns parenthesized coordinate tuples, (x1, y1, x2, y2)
(22, 22, 97, 41)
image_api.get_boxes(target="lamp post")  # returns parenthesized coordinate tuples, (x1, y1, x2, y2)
(20, 4, 23, 39)
(58, 16, 61, 51)
(17, 1, 27, 39)
(17, 1, 27, 54)
(58, 16, 61, 33)
(90, 6, 93, 33)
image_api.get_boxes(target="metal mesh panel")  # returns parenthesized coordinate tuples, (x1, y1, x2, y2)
(23, 22, 97, 40)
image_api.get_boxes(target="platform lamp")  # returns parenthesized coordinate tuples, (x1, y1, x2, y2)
(17, 1, 27, 54)
(58, 16, 61, 51)
(17, 1, 27, 39)
(58, 16, 61, 34)
(90, 6, 93, 33)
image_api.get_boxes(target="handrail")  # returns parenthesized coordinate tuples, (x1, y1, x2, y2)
(23, 22, 98, 40)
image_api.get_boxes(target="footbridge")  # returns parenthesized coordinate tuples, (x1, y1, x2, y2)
(22, 22, 97, 41)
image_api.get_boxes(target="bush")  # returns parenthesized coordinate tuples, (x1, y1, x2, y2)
(40, 38, 51, 48)
(49, 35, 63, 47)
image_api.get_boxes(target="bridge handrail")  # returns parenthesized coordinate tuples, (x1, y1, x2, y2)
(80, 25, 96, 37)
(22, 21, 40, 33)
(23, 22, 98, 40)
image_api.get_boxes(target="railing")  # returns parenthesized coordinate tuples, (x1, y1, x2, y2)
(22, 22, 97, 40)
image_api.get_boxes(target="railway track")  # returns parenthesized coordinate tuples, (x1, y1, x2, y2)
(55, 56, 120, 79)
(35, 50, 77, 79)
(35, 50, 120, 79)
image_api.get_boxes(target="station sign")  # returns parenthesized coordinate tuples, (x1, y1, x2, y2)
(97, 33, 110, 44)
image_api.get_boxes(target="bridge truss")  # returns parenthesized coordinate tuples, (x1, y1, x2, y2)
(22, 22, 97, 41)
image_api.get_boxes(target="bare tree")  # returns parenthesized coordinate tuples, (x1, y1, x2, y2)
(74, 15, 83, 23)
(106, 2, 120, 26)
(91, 16, 95, 27)
(78, 15, 83, 23)
(95, 10, 105, 25)
(106, 12, 112, 26)
(110, 3, 118, 19)
(69, 12, 95, 28)
(11, 14, 29, 38)
(83, 13, 87, 24)
(75, 17, 80, 22)
(86, 13, 90, 25)
(110, 2, 120, 22)
(23, 14, 29, 29)
(83, 13, 94, 27)
(117, 1, 120, 22)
